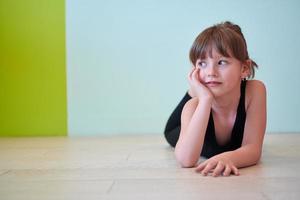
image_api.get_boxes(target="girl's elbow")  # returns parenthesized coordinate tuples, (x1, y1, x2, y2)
(178, 159, 197, 168)
(243, 145, 262, 166)
(254, 152, 262, 164)
(175, 151, 197, 168)
(250, 150, 262, 166)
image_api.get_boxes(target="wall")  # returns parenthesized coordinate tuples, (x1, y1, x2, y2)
(66, 0, 300, 135)
(1, 0, 299, 136)
(0, 0, 67, 136)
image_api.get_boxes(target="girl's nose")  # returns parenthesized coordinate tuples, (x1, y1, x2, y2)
(206, 65, 218, 77)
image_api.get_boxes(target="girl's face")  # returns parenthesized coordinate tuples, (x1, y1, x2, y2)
(195, 48, 249, 98)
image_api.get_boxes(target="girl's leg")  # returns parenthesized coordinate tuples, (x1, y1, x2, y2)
(164, 92, 192, 147)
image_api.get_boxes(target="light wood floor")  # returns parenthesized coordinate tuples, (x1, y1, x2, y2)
(0, 133, 300, 200)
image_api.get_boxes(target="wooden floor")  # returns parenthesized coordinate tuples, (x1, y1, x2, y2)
(0, 133, 300, 200)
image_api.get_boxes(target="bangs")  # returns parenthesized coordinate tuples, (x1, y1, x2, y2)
(197, 39, 230, 60)
(189, 27, 246, 65)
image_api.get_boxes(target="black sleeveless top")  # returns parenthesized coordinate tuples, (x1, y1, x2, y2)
(201, 81, 247, 158)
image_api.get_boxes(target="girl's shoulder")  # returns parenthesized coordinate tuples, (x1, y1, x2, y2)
(246, 80, 266, 94)
(245, 80, 267, 110)
(246, 79, 265, 87)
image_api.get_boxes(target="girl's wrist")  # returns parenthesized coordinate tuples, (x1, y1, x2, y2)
(197, 95, 213, 105)
(188, 88, 195, 98)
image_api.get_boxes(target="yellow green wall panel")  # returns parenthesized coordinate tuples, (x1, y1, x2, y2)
(0, 0, 67, 136)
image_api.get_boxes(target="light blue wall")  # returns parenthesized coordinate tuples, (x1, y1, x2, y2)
(66, 0, 300, 135)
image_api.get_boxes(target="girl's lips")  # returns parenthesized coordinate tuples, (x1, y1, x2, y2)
(205, 81, 222, 87)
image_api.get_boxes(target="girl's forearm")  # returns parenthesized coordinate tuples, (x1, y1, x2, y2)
(218, 144, 262, 168)
(175, 99, 212, 167)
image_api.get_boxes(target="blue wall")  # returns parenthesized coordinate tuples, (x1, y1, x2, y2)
(66, 0, 300, 135)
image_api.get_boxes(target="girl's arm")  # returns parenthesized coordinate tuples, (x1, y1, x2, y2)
(175, 67, 214, 168)
(196, 80, 267, 176)
(175, 96, 212, 167)
(230, 80, 267, 166)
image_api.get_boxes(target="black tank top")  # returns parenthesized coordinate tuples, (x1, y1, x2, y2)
(201, 81, 247, 158)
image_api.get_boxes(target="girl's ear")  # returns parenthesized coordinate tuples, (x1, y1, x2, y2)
(241, 60, 251, 79)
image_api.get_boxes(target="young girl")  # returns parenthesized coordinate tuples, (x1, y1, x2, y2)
(164, 21, 266, 177)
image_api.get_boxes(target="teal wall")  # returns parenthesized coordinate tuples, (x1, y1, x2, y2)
(67, 0, 300, 135)
(0, 0, 67, 136)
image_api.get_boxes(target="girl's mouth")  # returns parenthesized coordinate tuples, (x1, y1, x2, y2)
(205, 81, 222, 87)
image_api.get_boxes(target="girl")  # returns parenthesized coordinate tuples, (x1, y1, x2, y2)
(164, 21, 266, 177)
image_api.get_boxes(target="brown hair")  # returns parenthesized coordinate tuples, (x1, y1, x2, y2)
(189, 21, 258, 79)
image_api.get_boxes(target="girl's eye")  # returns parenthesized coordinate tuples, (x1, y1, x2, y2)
(218, 60, 228, 65)
(198, 61, 207, 68)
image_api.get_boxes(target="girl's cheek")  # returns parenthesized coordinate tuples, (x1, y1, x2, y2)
(199, 77, 205, 83)
(197, 69, 202, 76)
(198, 72, 204, 81)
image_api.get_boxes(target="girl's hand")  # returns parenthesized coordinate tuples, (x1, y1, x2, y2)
(188, 67, 213, 100)
(195, 155, 240, 177)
